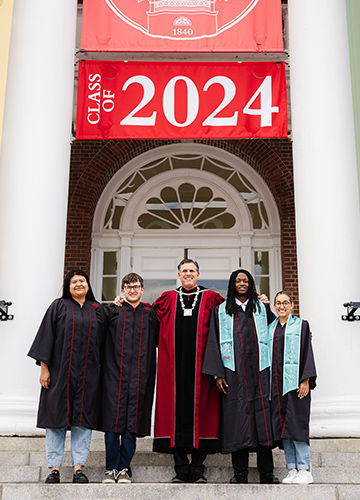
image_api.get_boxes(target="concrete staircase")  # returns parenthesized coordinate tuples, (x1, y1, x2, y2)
(0, 436, 359, 499)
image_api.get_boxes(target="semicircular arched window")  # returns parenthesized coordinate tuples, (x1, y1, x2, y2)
(137, 183, 236, 230)
(103, 154, 269, 231)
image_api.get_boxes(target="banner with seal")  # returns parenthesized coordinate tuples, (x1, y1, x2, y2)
(81, 0, 283, 53)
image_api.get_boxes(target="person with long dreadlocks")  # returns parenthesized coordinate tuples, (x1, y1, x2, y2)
(202, 269, 279, 484)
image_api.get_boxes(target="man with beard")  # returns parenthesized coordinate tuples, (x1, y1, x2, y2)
(202, 269, 279, 484)
(152, 259, 224, 483)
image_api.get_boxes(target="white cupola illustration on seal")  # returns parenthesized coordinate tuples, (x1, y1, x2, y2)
(139, 0, 220, 37)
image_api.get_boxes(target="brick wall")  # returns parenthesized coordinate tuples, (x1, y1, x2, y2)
(65, 138, 299, 312)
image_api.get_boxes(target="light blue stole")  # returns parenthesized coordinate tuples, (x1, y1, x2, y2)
(268, 315, 302, 396)
(219, 300, 270, 372)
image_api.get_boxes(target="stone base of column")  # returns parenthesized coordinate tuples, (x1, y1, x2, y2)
(311, 397, 360, 437)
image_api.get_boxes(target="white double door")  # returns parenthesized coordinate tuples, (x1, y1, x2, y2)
(132, 245, 241, 303)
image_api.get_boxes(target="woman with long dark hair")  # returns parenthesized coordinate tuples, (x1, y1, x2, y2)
(28, 270, 106, 484)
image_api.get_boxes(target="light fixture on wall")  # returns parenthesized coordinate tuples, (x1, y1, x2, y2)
(0, 301, 14, 321)
(342, 302, 360, 321)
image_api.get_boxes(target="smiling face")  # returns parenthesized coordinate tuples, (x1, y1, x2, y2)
(274, 293, 293, 322)
(178, 262, 200, 290)
(69, 275, 89, 302)
(235, 272, 249, 299)
(122, 281, 144, 307)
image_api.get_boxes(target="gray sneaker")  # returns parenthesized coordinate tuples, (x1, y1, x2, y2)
(117, 468, 131, 483)
(102, 469, 118, 483)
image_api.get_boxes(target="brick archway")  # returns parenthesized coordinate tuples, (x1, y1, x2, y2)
(66, 138, 298, 307)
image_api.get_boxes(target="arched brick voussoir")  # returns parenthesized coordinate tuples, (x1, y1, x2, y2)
(65, 138, 298, 312)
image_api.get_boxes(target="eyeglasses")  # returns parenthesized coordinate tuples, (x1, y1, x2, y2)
(123, 284, 142, 291)
(275, 301, 291, 307)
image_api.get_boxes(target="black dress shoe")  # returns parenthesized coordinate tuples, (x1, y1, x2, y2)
(260, 472, 279, 484)
(193, 474, 207, 483)
(171, 474, 188, 483)
(230, 473, 248, 484)
(45, 469, 60, 483)
(72, 470, 89, 483)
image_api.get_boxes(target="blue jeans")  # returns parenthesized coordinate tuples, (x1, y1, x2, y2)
(282, 439, 311, 470)
(46, 427, 92, 468)
(105, 431, 136, 476)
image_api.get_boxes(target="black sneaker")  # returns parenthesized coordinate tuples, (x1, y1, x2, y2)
(117, 469, 131, 483)
(259, 472, 279, 484)
(72, 470, 89, 483)
(45, 469, 60, 483)
(102, 469, 118, 483)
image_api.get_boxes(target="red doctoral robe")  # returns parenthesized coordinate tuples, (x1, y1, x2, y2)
(153, 288, 224, 449)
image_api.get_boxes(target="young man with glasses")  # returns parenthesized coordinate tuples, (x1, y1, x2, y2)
(115, 260, 224, 482)
(100, 273, 158, 484)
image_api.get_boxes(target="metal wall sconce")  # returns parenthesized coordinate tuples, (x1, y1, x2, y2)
(342, 302, 360, 321)
(0, 301, 14, 321)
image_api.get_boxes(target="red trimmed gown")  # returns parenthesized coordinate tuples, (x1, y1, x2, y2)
(28, 298, 106, 430)
(203, 302, 275, 453)
(100, 302, 158, 436)
(153, 286, 224, 453)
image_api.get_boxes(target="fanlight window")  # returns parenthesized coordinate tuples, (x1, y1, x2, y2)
(138, 183, 235, 230)
(104, 154, 269, 231)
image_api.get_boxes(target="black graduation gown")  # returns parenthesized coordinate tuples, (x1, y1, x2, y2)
(100, 302, 158, 436)
(270, 320, 317, 444)
(203, 302, 275, 453)
(28, 298, 106, 430)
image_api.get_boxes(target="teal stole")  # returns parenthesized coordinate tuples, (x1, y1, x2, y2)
(219, 300, 270, 372)
(268, 315, 302, 396)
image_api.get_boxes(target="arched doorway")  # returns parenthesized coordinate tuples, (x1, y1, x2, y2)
(91, 144, 281, 303)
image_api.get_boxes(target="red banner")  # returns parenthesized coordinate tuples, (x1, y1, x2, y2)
(81, 0, 283, 53)
(76, 61, 288, 140)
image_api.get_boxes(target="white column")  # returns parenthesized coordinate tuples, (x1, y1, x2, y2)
(0, 0, 77, 433)
(288, 0, 360, 436)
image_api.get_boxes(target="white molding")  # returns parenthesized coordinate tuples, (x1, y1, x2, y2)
(92, 143, 281, 234)
(91, 143, 282, 301)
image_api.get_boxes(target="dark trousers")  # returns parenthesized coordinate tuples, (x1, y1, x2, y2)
(105, 431, 136, 476)
(232, 446, 274, 475)
(173, 448, 207, 480)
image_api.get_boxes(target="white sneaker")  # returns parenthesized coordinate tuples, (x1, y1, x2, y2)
(292, 469, 313, 484)
(117, 468, 131, 483)
(102, 469, 118, 483)
(282, 469, 298, 484)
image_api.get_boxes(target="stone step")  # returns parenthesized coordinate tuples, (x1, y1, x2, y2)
(1, 436, 360, 453)
(26, 450, 323, 467)
(0, 465, 359, 484)
(1, 483, 360, 500)
(2, 449, 360, 468)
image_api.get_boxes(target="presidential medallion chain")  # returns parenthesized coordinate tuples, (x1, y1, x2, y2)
(179, 286, 200, 317)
